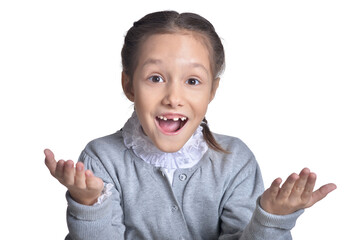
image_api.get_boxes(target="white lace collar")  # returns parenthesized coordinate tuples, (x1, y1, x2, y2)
(122, 111, 208, 170)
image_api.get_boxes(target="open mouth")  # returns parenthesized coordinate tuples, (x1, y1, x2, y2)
(155, 115, 188, 135)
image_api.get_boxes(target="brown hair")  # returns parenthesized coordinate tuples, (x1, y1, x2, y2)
(121, 10, 229, 153)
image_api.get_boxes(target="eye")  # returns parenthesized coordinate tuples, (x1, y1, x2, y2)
(186, 78, 200, 85)
(148, 75, 164, 83)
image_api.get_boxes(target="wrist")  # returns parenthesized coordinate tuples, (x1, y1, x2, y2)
(69, 191, 101, 206)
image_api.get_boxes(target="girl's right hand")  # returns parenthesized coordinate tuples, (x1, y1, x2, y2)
(44, 149, 104, 206)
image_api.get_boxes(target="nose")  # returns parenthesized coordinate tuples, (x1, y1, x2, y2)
(161, 82, 184, 108)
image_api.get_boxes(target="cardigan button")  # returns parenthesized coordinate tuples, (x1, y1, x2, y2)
(179, 173, 187, 181)
(171, 205, 178, 212)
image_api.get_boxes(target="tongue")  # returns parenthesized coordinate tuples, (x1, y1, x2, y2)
(159, 119, 181, 132)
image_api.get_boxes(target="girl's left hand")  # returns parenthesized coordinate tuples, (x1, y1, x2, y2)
(260, 168, 337, 215)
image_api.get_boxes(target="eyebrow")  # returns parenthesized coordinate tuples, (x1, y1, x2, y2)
(141, 58, 163, 69)
(141, 58, 209, 76)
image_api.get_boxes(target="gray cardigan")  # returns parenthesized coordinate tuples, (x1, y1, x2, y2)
(65, 130, 303, 240)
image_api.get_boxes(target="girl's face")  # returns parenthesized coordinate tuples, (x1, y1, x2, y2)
(123, 32, 219, 152)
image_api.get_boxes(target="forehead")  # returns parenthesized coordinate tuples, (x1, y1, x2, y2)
(137, 32, 212, 71)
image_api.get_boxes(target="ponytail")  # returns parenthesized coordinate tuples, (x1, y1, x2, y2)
(201, 118, 230, 154)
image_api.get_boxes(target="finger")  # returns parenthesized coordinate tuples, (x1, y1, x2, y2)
(63, 160, 75, 186)
(277, 173, 299, 200)
(44, 149, 57, 176)
(85, 170, 103, 191)
(74, 162, 86, 189)
(300, 172, 317, 201)
(269, 177, 282, 197)
(306, 183, 337, 208)
(291, 168, 310, 198)
(54, 160, 65, 179)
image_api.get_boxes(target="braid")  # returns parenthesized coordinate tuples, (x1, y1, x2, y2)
(201, 118, 230, 153)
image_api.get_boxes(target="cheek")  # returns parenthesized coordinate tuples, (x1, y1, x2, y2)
(133, 85, 149, 109)
(192, 92, 211, 114)
(135, 93, 157, 110)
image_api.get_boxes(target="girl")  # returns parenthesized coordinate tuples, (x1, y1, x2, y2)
(44, 11, 336, 240)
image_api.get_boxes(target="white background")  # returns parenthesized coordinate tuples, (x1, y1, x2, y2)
(1, 0, 360, 239)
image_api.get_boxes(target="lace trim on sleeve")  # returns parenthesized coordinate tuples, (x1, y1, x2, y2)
(93, 183, 114, 206)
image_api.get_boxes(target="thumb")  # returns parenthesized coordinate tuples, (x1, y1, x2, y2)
(306, 183, 337, 208)
(44, 148, 57, 176)
(85, 170, 104, 191)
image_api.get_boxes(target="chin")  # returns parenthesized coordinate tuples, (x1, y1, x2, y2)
(154, 141, 184, 153)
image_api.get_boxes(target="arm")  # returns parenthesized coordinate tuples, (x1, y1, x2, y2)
(219, 162, 336, 240)
(44, 149, 126, 240)
(219, 158, 303, 240)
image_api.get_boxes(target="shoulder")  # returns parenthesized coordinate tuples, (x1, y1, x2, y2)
(78, 130, 132, 182)
(82, 130, 127, 161)
(213, 132, 255, 160)
(209, 132, 259, 175)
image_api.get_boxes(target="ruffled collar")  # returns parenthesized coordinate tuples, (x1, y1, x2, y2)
(122, 111, 208, 170)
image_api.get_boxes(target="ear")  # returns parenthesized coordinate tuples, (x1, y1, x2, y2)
(209, 77, 220, 102)
(122, 71, 135, 102)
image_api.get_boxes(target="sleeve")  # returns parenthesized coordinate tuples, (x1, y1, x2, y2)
(219, 156, 304, 240)
(65, 150, 126, 240)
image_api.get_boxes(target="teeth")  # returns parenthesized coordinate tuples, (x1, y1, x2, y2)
(157, 116, 187, 121)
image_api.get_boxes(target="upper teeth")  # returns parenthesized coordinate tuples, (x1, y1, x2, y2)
(157, 116, 187, 121)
